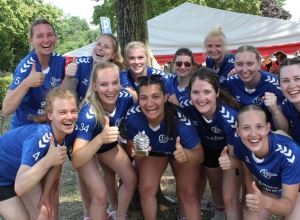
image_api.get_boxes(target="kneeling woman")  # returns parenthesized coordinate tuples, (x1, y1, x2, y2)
(0, 88, 78, 220)
(71, 62, 137, 220)
(126, 76, 204, 220)
(219, 105, 300, 220)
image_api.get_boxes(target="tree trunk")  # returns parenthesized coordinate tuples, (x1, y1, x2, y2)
(115, 0, 160, 68)
(115, 0, 149, 58)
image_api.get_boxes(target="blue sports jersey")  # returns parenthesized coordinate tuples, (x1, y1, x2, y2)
(75, 89, 133, 151)
(234, 132, 300, 195)
(125, 103, 200, 156)
(281, 99, 300, 144)
(9, 51, 66, 130)
(120, 66, 175, 95)
(0, 123, 76, 186)
(168, 74, 189, 101)
(225, 71, 285, 130)
(74, 56, 131, 101)
(180, 98, 237, 149)
(206, 53, 235, 88)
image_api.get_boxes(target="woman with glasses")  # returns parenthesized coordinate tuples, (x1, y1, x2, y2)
(204, 27, 235, 87)
(169, 48, 195, 101)
(121, 41, 179, 104)
(181, 67, 243, 220)
(71, 62, 137, 220)
(219, 105, 300, 220)
(126, 75, 204, 220)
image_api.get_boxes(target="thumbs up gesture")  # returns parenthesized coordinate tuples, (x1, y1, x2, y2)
(218, 146, 231, 170)
(99, 116, 119, 144)
(246, 181, 265, 212)
(26, 62, 45, 87)
(45, 135, 67, 167)
(66, 56, 77, 78)
(173, 137, 188, 163)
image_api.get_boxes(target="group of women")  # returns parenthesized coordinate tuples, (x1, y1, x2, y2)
(0, 18, 300, 220)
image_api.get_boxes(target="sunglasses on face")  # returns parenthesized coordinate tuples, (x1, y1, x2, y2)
(175, 61, 192, 68)
(137, 75, 162, 84)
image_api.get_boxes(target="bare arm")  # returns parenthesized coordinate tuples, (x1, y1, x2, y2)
(168, 93, 179, 105)
(60, 57, 78, 90)
(15, 137, 67, 196)
(173, 137, 204, 165)
(124, 86, 138, 103)
(2, 63, 45, 115)
(219, 144, 242, 170)
(244, 163, 299, 216)
(263, 92, 289, 133)
(71, 116, 119, 168)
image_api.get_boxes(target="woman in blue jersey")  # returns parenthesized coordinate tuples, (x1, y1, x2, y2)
(126, 76, 204, 220)
(204, 27, 235, 87)
(219, 105, 300, 220)
(64, 33, 137, 102)
(180, 67, 243, 220)
(71, 62, 137, 220)
(225, 45, 285, 131)
(121, 41, 179, 104)
(64, 34, 137, 220)
(0, 87, 78, 220)
(2, 18, 72, 130)
(266, 57, 300, 144)
(169, 48, 196, 101)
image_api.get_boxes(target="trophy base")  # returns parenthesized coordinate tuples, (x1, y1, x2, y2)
(135, 149, 149, 156)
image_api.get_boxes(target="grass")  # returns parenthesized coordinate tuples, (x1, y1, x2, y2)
(0, 113, 283, 220)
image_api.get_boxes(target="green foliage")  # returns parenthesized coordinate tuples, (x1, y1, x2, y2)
(55, 16, 100, 55)
(91, 0, 263, 33)
(0, 74, 13, 109)
(0, 0, 63, 72)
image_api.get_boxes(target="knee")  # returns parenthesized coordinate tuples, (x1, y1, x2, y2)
(138, 184, 157, 199)
(92, 189, 107, 206)
(223, 192, 237, 209)
(179, 189, 198, 205)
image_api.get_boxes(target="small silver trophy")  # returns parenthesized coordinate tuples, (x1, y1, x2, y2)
(133, 131, 150, 156)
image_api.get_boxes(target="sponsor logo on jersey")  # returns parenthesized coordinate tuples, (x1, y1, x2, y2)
(236, 96, 240, 102)
(159, 134, 169, 143)
(211, 126, 221, 133)
(50, 77, 62, 86)
(252, 97, 263, 106)
(219, 76, 226, 83)
(260, 169, 277, 179)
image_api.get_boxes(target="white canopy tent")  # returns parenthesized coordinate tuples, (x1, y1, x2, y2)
(148, 2, 300, 64)
(65, 2, 300, 64)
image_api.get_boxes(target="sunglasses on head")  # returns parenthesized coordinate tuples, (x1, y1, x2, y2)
(175, 61, 192, 68)
(137, 75, 162, 84)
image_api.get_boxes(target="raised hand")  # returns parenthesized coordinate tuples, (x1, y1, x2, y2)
(99, 116, 119, 144)
(246, 181, 265, 212)
(45, 135, 67, 167)
(66, 57, 77, 78)
(218, 146, 231, 170)
(173, 137, 188, 163)
(262, 92, 278, 114)
(25, 62, 45, 87)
